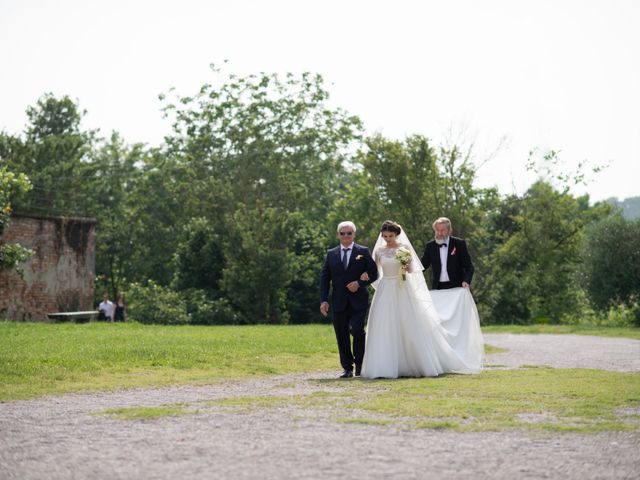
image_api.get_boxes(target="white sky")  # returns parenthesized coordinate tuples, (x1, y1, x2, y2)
(1, 0, 639, 201)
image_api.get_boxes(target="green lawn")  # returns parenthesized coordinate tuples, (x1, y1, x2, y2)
(0, 322, 338, 400)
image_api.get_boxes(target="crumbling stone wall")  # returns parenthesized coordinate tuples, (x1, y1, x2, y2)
(0, 214, 96, 321)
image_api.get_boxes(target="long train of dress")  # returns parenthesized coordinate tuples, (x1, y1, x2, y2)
(361, 252, 484, 379)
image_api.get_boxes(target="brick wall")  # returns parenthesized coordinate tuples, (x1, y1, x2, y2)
(0, 214, 97, 321)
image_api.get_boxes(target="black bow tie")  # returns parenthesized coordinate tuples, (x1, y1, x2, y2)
(439, 243, 447, 248)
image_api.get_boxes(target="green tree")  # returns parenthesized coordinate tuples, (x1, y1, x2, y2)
(87, 133, 147, 298)
(119, 150, 188, 286)
(219, 205, 297, 323)
(159, 67, 361, 323)
(484, 181, 609, 323)
(582, 214, 640, 310)
(161, 68, 361, 218)
(0, 93, 97, 216)
(172, 217, 224, 294)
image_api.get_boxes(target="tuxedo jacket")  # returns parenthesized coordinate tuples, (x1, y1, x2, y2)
(319, 243, 378, 313)
(420, 236, 474, 289)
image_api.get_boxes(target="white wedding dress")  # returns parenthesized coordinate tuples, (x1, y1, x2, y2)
(361, 236, 484, 379)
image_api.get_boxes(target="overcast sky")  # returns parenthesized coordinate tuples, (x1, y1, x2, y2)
(1, 0, 639, 201)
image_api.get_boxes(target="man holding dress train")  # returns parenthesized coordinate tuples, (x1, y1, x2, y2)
(420, 217, 474, 290)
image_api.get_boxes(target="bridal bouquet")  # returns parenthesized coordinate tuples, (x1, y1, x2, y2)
(395, 247, 412, 281)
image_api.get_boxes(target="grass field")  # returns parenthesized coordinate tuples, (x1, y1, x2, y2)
(0, 322, 338, 400)
(2, 321, 640, 432)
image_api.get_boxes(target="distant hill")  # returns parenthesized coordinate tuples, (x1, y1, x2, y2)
(606, 196, 640, 220)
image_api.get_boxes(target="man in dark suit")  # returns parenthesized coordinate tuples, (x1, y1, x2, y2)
(421, 217, 474, 290)
(320, 221, 378, 378)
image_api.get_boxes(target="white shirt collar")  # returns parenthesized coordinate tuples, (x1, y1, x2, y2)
(341, 242, 355, 250)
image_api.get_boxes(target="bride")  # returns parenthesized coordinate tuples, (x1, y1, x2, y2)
(360, 220, 484, 379)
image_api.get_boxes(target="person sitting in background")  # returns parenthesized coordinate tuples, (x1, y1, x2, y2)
(98, 293, 114, 322)
(114, 294, 126, 322)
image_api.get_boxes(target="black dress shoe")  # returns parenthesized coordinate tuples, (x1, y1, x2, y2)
(355, 365, 362, 376)
(339, 370, 353, 378)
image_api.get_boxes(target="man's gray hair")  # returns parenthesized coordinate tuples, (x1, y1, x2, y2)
(337, 221, 357, 233)
(432, 217, 452, 231)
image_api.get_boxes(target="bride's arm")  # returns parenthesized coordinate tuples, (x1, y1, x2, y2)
(360, 250, 380, 281)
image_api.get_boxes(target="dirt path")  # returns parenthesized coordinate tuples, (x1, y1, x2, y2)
(484, 333, 640, 372)
(1, 334, 639, 479)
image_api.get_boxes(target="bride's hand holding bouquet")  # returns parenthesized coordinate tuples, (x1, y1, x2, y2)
(395, 247, 412, 280)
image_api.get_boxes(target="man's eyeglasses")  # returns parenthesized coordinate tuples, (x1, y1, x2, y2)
(339, 231, 354, 236)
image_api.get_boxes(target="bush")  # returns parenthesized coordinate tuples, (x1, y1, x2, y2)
(182, 289, 240, 325)
(561, 290, 640, 327)
(126, 281, 189, 325)
(124, 283, 242, 325)
(595, 302, 639, 327)
(624, 300, 640, 328)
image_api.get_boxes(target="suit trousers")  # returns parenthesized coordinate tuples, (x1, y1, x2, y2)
(332, 304, 367, 371)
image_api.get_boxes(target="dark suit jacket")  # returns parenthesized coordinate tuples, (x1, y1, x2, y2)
(319, 243, 378, 313)
(420, 236, 474, 289)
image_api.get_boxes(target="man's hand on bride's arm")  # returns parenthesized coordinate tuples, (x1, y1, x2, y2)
(360, 272, 370, 282)
(320, 302, 330, 317)
(462, 282, 470, 289)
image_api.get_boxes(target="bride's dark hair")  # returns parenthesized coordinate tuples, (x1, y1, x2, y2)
(380, 220, 402, 235)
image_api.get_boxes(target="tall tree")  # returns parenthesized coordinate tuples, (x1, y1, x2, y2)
(88, 133, 147, 297)
(119, 149, 188, 286)
(484, 181, 610, 323)
(582, 214, 640, 311)
(0, 93, 97, 216)
(157, 67, 362, 322)
(171, 216, 224, 294)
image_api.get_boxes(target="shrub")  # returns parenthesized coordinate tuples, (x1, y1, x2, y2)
(562, 290, 640, 327)
(126, 281, 189, 325)
(182, 289, 240, 325)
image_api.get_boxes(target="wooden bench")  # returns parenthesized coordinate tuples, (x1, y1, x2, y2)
(47, 311, 99, 323)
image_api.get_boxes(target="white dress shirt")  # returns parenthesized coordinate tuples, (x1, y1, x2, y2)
(99, 300, 114, 319)
(438, 237, 450, 282)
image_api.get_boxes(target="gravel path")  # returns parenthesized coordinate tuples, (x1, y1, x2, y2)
(1, 334, 639, 480)
(484, 333, 640, 372)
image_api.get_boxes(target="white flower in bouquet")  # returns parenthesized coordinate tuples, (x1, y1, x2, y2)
(395, 247, 412, 281)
